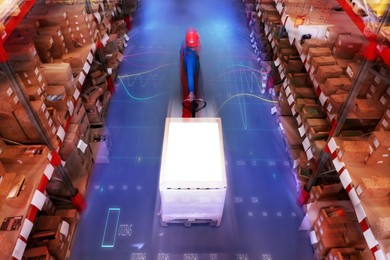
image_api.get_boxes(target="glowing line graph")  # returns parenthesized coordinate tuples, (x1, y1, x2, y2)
(215, 62, 276, 128)
(216, 93, 277, 115)
(118, 63, 177, 78)
(236, 62, 248, 130)
(117, 63, 176, 101)
(122, 51, 177, 58)
(118, 77, 170, 101)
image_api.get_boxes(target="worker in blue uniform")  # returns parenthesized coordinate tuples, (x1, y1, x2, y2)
(180, 28, 200, 117)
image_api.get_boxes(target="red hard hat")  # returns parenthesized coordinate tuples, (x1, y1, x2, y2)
(186, 28, 200, 48)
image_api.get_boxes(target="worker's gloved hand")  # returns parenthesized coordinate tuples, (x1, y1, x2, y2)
(188, 92, 195, 102)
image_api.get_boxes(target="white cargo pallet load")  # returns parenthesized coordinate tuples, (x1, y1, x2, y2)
(159, 118, 227, 227)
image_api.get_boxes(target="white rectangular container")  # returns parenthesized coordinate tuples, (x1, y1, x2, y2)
(159, 118, 227, 227)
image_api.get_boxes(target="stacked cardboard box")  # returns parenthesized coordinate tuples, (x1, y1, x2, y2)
(375, 106, 390, 131)
(308, 183, 344, 203)
(314, 65, 343, 84)
(27, 6, 74, 52)
(12, 55, 46, 89)
(13, 101, 59, 145)
(29, 216, 70, 259)
(313, 206, 367, 258)
(324, 26, 351, 45)
(0, 72, 59, 144)
(61, 46, 90, 74)
(40, 62, 76, 97)
(365, 131, 390, 164)
(327, 93, 348, 114)
(309, 56, 336, 75)
(336, 138, 370, 162)
(307, 47, 332, 64)
(352, 99, 386, 119)
(332, 35, 364, 59)
(33, 35, 55, 63)
(38, 25, 69, 59)
(302, 39, 328, 55)
(319, 76, 352, 96)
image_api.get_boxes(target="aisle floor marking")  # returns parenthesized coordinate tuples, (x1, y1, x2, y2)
(101, 208, 121, 248)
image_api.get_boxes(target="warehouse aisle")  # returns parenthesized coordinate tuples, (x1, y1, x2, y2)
(71, 0, 313, 259)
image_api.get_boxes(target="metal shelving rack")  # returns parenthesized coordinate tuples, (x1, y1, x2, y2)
(264, 0, 390, 258)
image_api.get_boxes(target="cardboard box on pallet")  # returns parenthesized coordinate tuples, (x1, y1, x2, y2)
(290, 85, 316, 99)
(357, 175, 390, 199)
(302, 104, 326, 119)
(15, 69, 47, 89)
(320, 76, 352, 96)
(375, 106, 390, 131)
(365, 131, 390, 164)
(61, 45, 90, 74)
(40, 63, 74, 86)
(326, 93, 348, 114)
(366, 81, 389, 101)
(295, 98, 317, 112)
(303, 118, 329, 132)
(309, 183, 343, 202)
(337, 139, 370, 162)
(352, 99, 386, 119)
(345, 63, 362, 81)
(38, 25, 68, 59)
(336, 35, 364, 53)
(309, 56, 336, 75)
(325, 26, 351, 42)
(314, 65, 343, 84)
(307, 47, 332, 64)
(302, 39, 328, 55)
(307, 125, 330, 141)
(33, 35, 54, 50)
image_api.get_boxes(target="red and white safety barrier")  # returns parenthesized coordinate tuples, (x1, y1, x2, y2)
(326, 138, 387, 260)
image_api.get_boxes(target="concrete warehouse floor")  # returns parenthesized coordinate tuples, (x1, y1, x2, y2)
(71, 0, 313, 259)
